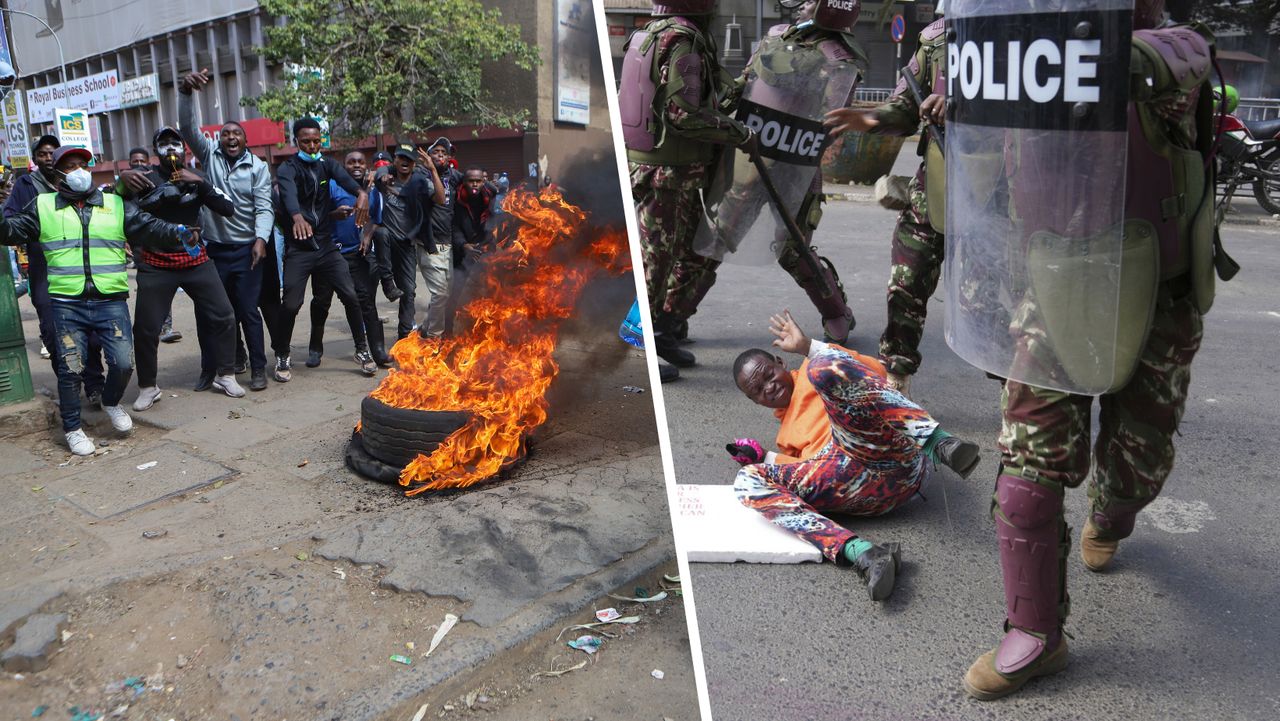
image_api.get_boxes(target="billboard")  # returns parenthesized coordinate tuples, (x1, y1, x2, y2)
(54, 108, 90, 151)
(25, 70, 120, 123)
(2, 93, 32, 169)
(554, 0, 593, 125)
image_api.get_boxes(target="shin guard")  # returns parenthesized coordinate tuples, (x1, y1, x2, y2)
(994, 474, 1068, 674)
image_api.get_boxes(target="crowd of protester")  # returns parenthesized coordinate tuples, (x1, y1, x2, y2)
(1, 68, 513, 456)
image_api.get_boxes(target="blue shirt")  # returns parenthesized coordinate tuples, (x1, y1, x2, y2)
(330, 183, 361, 254)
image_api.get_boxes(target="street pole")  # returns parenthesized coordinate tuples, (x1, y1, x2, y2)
(0, 9, 64, 407)
(1, 7, 68, 87)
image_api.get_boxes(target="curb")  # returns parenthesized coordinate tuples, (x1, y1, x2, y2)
(335, 537, 675, 720)
(822, 189, 1280, 227)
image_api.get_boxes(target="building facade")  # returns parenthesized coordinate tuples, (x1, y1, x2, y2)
(0, 0, 611, 183)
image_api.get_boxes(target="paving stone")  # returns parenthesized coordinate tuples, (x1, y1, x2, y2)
(0, 583, 62, 638)
(0, 440, 49, 476)
(1, 612, 67, 672)
(44, 442, 236, 519)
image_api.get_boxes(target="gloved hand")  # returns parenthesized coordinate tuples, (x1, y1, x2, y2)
(726, 438, 765, 465)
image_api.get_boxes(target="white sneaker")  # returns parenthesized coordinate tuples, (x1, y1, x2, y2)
(103, 404, 134, 433)
(212, 375, 246, 398)
(133, 386, 163, 411)
(65, 428, 95, 455)
(39, 344, 50, 359)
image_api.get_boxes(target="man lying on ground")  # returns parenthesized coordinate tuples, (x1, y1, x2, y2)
(730, 310, 980, 601)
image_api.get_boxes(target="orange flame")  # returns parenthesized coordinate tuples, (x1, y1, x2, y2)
(369, 187, 630, 495)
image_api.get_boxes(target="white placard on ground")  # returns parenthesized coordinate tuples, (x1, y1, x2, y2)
(676, 484, 823, 564)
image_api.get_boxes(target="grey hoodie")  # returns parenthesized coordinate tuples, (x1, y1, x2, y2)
(178, 92, 274, 245)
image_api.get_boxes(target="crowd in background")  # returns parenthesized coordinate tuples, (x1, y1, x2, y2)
(1, 68, 514, 457)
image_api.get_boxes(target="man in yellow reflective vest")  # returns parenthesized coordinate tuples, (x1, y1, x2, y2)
(0, 146, 191, 456)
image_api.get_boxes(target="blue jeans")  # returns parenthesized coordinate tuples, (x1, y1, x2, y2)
(50, 299, 134, 432)
(28, 242, 105, 394)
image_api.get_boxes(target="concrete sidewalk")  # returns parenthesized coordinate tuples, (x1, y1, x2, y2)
(0, 273, 693, 720)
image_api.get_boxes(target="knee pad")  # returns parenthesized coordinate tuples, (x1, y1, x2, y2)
(995, 474, 1061, 530)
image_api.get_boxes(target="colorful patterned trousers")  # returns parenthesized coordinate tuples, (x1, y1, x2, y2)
(735, 346, 940, 562)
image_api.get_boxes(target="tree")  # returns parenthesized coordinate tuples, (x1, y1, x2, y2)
(250, 0, 541, 136)
(1188, 0, 1280, 50)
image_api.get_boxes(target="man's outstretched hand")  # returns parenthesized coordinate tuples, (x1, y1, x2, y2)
(769, 310, 810, 355)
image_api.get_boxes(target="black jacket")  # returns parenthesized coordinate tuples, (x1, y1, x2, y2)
(276, 155, 363, 251)
(126, 165, 234, 255)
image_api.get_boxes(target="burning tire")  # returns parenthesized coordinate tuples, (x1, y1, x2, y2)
(358, 396, 470, 468)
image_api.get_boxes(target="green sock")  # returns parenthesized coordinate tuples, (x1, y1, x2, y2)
(843, 537, 874, 564)
(922, 427, 952, 461)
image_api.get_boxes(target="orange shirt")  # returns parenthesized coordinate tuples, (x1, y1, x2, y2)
(772, 345, 886, 463)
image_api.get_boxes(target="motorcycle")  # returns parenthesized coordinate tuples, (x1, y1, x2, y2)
(1216, 107, 1280, 218)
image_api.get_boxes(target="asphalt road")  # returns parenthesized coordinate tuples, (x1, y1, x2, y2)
(662, 188, 1280, 720)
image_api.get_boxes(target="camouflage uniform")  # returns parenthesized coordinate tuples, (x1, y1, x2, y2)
(963, 15, 1230, 697)
(1001, 284, 1202, 533)
(627, 17, 749, 332)
(869, 19, 946, 378)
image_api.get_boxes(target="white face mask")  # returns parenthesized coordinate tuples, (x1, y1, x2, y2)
(62, 168, 93, 193)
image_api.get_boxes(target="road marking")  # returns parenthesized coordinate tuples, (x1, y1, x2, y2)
(1142, 497, 1216, 534)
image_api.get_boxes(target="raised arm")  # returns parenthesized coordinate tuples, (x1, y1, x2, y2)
(177, 69, 217, 167)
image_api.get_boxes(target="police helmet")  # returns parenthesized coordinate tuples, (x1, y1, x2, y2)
(1134, 0, 1165, 29)
(651, 0, 716, 16)
(782, 0, 860, 33)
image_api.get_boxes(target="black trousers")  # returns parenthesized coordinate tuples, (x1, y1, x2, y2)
(134, 259, 236, 386)
(387, 233, 419, 339)
(308, 251, 385, 355)
(370, 228, 395, 285)
(206, 242, 267, 373)
(280, 245, 367, 355)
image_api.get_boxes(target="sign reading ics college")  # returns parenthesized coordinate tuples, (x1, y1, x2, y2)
(25, 70, 121, 124)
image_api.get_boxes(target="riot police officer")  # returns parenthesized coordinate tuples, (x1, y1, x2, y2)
(620, 0, 753, 373)
(824, 3, 947, 395)
(725, 0, 866, 345)
(942, 0, 1236, 699)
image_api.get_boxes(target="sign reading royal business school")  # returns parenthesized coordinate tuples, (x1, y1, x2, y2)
(26, 70, 122, 124)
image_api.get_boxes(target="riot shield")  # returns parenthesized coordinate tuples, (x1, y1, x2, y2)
(695, 38, 861, 264)
(944, 0, 1137, 395)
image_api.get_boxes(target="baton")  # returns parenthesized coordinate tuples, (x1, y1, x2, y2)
(744, 141, 810, 251)
(901, 67, 945, 156)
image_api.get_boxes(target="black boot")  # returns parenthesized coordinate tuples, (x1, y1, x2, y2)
(653, 315, 695, 367)
(933, 436, 981, 480)
(788, 249, 855, 344)
(372, 345, 393, 368)
(850, 542, 902, 602)
(659, 362, 680, 383)
(193, 370, 215, 392)
(249, 368, 268, 391)
(382, 277, 403, 301)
